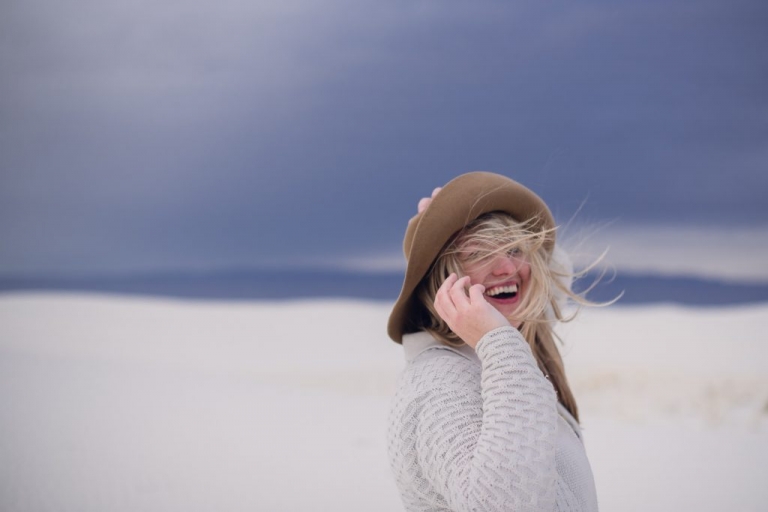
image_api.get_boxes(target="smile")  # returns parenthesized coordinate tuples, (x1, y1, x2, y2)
(485, 283, 518, 300)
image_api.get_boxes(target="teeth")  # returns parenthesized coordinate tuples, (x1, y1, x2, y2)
(485, 284, 518, 297)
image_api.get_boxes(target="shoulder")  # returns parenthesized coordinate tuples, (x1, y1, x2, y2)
(389, 347, 482, 429)
(404, 346, 481, 392)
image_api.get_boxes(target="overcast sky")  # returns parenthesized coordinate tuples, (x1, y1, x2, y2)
(1, 0, 766, 275)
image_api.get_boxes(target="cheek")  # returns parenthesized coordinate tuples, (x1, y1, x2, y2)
(459, 262, 484, 283)
(519, 263, 532, 283)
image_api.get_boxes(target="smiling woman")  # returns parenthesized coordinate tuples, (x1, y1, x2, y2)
(428, 214, 536, 328)
(386, 172, 604, 512)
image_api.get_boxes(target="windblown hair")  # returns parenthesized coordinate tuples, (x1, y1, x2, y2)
(415, 212, 606, 422)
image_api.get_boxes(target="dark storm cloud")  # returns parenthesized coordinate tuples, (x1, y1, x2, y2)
(1, 0, 766, 274)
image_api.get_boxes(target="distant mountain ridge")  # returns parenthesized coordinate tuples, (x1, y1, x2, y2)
(2, 269, 768, 306)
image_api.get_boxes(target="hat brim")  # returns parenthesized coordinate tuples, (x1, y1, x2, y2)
(387, 171, 555, 343)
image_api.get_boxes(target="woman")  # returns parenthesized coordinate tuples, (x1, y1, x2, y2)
(386, 172, 599, 512)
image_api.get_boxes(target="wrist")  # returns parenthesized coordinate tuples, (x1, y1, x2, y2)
(475, 325, 522, 354)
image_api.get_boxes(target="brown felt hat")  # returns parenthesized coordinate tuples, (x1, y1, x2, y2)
(387, 171, 556, 343)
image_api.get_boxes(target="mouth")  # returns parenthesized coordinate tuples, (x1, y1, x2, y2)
(484, 283, 519, 302)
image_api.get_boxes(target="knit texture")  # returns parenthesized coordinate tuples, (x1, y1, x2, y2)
(387, 327, 598, 512)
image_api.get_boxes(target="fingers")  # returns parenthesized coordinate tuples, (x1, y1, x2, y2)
(434, 274, 510, 348)
(448, 276, 471, 310)
(434, 273, 462, 323)
(435, 274, 476, 326)
(468, 283, 486, 304)
(434, 273, 458, 320)
(417, 187, 443, 213)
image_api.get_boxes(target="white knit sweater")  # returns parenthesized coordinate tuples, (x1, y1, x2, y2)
(387, 327, 598, 512)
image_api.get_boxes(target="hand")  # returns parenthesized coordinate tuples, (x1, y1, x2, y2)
(417, 187, 442, 214)
(433, 274, 511, 349)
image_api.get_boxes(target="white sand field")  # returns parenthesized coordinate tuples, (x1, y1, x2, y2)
(1, 293, 766, 511)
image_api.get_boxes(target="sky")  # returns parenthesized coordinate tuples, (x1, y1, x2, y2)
(1, 0, 767, 277)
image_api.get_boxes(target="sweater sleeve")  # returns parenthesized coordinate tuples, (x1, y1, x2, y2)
(414, 326, 559, 512)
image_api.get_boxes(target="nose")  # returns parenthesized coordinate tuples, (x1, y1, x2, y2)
(490, 254, 519, 277)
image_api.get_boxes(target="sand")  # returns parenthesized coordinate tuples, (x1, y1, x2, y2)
(1, 293, 766, 511)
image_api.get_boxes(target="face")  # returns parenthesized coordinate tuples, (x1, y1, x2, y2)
(458, 246, 531, 328)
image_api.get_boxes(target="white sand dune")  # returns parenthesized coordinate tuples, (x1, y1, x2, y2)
(1, 293, 767, 511)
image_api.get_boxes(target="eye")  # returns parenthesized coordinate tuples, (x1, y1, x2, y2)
(459, 249, 484, 261)
(506, 247, 522, 257)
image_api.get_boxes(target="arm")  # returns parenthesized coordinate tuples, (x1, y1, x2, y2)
(415, 326, 558, 512)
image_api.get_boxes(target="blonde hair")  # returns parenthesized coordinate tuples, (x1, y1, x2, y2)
(415, 212, 604, 422)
